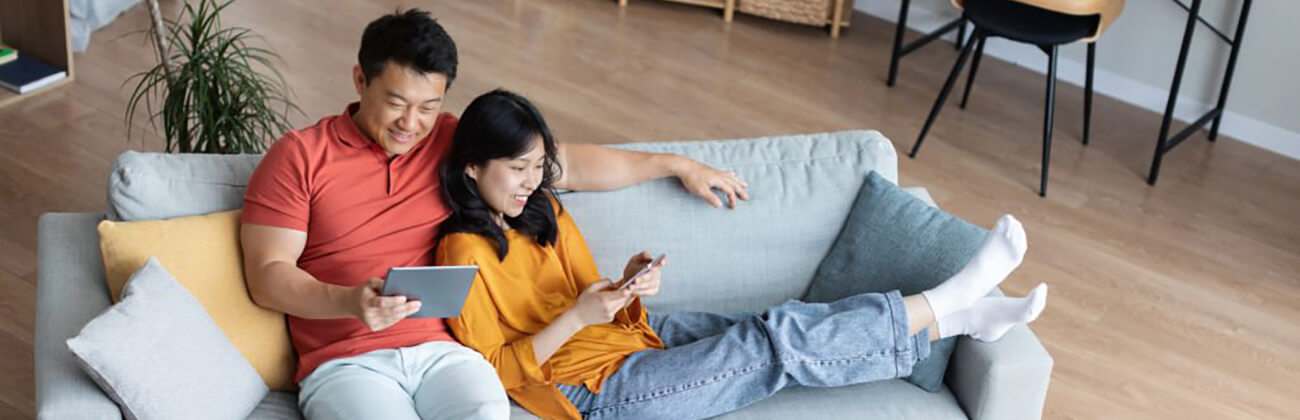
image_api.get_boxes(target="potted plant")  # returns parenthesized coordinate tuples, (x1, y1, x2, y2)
(125, 0, 300, 154)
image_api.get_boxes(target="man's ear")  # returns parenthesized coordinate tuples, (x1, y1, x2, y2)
(352, 64, 367, 96)
(465, 165, 479, 181)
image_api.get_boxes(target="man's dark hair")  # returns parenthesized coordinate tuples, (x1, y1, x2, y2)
(358, 9, 458, 86)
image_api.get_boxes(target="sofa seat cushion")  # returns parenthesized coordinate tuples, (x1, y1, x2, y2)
(499, 379, 968, 420)
(245, 392, 303, 420)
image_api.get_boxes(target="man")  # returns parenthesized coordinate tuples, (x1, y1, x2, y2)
(240, 9, 748, 420)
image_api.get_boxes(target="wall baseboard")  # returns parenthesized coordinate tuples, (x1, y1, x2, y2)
(854, 2, 1300, 161)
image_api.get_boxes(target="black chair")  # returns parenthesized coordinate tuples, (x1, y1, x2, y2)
(907, 0, 1123, 197)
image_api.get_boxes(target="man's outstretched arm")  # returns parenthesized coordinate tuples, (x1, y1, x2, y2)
(554, 143, 750, 208)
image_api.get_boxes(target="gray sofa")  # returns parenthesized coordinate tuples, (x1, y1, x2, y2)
(36, 130, 1053, 419)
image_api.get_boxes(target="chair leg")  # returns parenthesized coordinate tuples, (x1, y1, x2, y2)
(956, 18, 967, 50)
(888, 0, 913, 87)
(1040, 45, 1059, 197)
(910, 28, 982, 159)
(960, 35, 985, 109)
(1083, 42, 1095, 145)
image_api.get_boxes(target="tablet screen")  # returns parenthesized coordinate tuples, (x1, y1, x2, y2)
(381, 266, 478, 318)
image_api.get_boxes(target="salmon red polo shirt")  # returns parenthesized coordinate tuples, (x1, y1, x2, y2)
(242, 103, 459, 382)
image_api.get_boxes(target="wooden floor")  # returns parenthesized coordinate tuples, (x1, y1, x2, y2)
(2, 0, 1296, 418)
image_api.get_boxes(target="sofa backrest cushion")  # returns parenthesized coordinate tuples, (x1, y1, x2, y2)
(560, 130, 899, 313)
(105, 130, 900, 314)
(107, 151, 262, 221)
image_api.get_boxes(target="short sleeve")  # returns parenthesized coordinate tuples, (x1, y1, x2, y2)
(242, 134, 311, 231)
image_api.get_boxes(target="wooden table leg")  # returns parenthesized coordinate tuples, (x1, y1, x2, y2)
(831, 0, 845, 37)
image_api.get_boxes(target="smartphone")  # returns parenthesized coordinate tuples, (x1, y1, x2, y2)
(613, 253, 666, 290)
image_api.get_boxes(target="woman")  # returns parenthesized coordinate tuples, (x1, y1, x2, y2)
(435, 89, 1048, 420)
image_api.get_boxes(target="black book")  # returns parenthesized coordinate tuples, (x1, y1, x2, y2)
(0, 54, 67, 94)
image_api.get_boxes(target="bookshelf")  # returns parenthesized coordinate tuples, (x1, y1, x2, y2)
(0, 0, 74, 107)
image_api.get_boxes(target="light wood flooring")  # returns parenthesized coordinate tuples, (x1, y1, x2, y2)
(1, 0, 1296, 418)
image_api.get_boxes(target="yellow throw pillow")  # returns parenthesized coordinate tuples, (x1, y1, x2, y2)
(98, 209, 296, 391)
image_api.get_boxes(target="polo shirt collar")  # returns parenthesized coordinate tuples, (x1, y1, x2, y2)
(334, 102, 373, 149)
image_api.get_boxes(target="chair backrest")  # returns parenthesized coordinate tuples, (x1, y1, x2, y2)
(952, 0, 1124, 41)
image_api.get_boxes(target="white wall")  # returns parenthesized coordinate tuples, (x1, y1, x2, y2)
(856, 0, 1300, 160)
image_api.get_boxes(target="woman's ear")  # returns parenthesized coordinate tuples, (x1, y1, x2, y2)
(465, 165, 479, 181)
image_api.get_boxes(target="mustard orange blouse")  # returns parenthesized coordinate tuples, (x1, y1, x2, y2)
(436, 200, 665, 420)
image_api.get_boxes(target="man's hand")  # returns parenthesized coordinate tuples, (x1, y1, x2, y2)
(675, 160, 749, 209)
(351, 277, 422, 331)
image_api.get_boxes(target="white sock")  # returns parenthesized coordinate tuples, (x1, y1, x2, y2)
(921, 214, 1028, 320)
(937, 283, 1048, 341)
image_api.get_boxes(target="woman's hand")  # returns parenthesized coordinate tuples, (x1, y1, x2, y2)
(568, 279, 633, 327)
(620, 251, 665, 298)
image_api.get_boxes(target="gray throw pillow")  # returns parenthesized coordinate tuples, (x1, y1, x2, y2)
(66, 257, 268, 420)
(804, 171, 988, 392)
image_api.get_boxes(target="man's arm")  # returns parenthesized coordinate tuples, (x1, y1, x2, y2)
(242, 223, 423, 329)
(554, 143, 750, 208)
(240, 223, 356, 319)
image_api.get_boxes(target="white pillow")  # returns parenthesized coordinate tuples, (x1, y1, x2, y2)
(66, 257, 268, 420)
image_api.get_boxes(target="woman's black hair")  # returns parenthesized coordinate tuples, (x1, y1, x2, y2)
(438, 89, 563, 260)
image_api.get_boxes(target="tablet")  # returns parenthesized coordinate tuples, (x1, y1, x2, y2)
(381, 266, 478, 318)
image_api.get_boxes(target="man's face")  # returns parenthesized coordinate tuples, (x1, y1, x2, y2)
(352, 60, 448, 157)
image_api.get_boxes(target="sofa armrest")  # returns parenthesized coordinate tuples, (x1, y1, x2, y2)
(36, 213, 123, 420)
(945, 320, 1054, 420)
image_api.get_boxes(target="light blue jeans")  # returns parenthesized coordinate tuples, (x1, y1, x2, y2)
(297, 340, 510, 420)
(556, 291, 930, 420)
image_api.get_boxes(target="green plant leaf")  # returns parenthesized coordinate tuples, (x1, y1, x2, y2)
(124, 0, 300, 154)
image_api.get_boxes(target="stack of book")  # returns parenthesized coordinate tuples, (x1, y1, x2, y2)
(0, 44, 67, 94)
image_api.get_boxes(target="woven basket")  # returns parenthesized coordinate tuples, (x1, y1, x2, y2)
(736, 0, 833, 26)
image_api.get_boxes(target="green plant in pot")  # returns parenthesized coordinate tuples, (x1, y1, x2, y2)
(126, 0, 300, 154)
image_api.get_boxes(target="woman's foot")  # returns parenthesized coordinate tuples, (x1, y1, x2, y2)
(922, 215, 1029, 320)
(937, 283, 1048, 342)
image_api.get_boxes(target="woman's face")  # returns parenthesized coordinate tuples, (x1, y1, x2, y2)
(466, 136, 546, 222)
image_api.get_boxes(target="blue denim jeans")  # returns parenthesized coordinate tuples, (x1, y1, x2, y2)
(555, 291, 930, 420)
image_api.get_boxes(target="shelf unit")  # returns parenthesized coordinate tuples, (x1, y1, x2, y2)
(0, 0, 75, 108)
